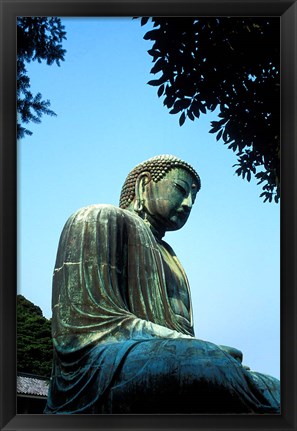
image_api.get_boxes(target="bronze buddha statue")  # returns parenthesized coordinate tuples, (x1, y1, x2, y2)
(45, 155, 280, 414)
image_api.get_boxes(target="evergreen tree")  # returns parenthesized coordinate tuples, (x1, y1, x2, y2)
(140, 18, 280, 202)
(17, 295, 53, 377)
(17, 17, 67, 139)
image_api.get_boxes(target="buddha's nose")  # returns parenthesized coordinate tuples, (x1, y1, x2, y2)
(182, 194, 193, 211)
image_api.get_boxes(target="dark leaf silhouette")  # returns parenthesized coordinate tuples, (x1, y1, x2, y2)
(179, 111, 186, 126)
(158, 84, 165, 97)
(140, 17, 280, 202)
(216, 129, 223, 141)
(141, 17, 150, 26)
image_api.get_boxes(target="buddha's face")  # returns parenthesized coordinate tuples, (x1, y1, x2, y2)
(142, 168, 199, 232)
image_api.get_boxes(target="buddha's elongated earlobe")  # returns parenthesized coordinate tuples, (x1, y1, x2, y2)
(133, 197, 144, 213)
(134, 172, 150, 214)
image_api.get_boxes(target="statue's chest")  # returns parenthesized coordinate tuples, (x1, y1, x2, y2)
(157, 243, 190, 321)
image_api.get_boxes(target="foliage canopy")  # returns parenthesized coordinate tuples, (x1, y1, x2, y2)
(140, 17, 280, 202)
(17, 295, 53, 377)
(17, 17, 66, 139)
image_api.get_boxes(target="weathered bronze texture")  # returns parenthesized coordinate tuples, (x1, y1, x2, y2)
(45, 155, 280, 414)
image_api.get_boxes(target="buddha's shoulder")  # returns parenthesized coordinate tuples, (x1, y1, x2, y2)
(68, 204, 137, 224)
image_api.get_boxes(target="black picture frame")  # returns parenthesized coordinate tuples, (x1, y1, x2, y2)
(1, 1, 296, 430)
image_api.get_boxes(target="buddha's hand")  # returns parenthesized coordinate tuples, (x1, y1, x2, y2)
(151, 323, 194, 339)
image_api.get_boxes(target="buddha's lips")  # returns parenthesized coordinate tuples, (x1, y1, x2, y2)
(176, 210, 191, 218)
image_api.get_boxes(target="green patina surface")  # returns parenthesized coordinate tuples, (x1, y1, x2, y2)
(45, 155, 280, 414)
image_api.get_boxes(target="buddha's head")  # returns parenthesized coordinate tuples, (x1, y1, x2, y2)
(119, 155, 201, 236)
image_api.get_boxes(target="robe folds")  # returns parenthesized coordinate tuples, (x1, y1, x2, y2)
(45, 204, 280, 414)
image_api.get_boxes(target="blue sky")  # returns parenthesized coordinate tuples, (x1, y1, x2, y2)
(18, 17, 280, 379)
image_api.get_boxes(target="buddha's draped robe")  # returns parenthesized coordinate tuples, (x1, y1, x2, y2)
(45, 204, 280, 414)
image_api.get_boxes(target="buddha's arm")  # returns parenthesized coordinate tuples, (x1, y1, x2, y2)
(119, 315, 194, 340)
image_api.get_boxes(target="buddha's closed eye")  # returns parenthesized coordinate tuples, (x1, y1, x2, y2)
(173, 182, 187, 195)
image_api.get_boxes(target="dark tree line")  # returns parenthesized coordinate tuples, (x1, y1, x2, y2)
(17, 295, 53, 377)
(17, 17, 66, 139)
(140, 17, 280, 202)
